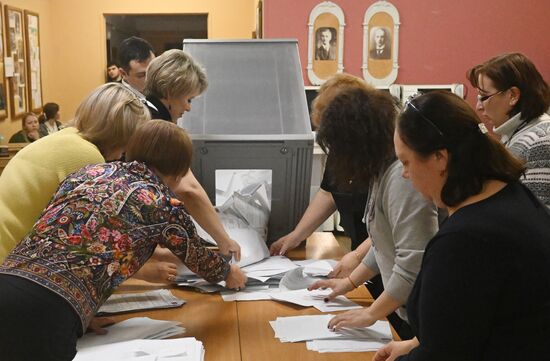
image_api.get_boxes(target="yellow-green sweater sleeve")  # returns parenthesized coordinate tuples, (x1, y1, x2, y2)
(0, 127, 105, 261)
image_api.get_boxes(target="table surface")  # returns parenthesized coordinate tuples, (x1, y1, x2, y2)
(112, 232, 387, 361)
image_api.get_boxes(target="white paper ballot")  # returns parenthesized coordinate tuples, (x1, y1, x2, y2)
(76, 317, 185, 350)
(74, 338, 204, 361)
(279, 267, 318, 290)
(221, 286, 279, 301)
(270, 314, 392, 343)
(270, 288, 361, 312)
(306, 338, 389, 353)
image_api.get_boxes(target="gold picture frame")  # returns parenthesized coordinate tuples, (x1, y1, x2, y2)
(0, 3, 8, 120)
(4, 5, 27, 119)
(24, 10, 42, 113)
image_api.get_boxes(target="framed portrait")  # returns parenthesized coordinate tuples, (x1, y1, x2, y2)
(4, 5, 27, 118)
(307, 1, 345, 85)
(362, 1, 400, 86)
(24, 10, 42, 113)
(0, 4, 8, 120)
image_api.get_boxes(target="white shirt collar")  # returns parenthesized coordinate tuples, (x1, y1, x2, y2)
(493, 112, 523, 144)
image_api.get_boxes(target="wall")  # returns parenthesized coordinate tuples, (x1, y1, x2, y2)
(0, 0, 257, 143)
(263, 0, 550, 107)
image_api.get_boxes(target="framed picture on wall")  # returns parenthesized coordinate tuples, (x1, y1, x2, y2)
(0, 4, 8, 120)
(306, 1, 345, 85)
(4, 5, 27, 118)
(24, 10, 42, 113)
(362, 1, 400, 86)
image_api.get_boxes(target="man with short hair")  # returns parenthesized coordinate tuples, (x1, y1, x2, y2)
(315, 28, 336, 61)
(118, 36, 156, 97)
(106, 61, 122, 83)
(370, 28, 391, 60)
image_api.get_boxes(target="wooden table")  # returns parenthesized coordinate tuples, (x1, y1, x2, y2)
(112, 232, 384, 361)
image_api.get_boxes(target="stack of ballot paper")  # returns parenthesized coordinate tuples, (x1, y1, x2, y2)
(74, 337, 204, 361)
(294, 259, 337, 277)
(77, 317, 185, 350)
(270, 314, 392, 353)
(97, 289, 185, 315)
(176, 256, 299, 292)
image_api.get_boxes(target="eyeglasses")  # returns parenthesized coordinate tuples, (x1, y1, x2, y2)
(477, 90, 504, 103)
(404, 98, 444, 137)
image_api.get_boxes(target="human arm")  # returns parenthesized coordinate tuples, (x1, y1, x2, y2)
(308, 262, 376, 299)
(328, 238, 371, 278)
(158, 196, 246, 289)
(511, 132, 550, 207)
(86, 317, 116, 335)
(270, 189, 337, 255)
(364, 163, 439, 308)
(374, 338, 420, 361)
(327, 289, 401, 329)
(173, 169, 241, 261)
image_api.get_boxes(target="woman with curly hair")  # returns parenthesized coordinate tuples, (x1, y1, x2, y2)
(309, 77, 439, 340)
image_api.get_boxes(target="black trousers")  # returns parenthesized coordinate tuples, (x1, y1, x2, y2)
(364, 274, 414, 340)
(0, 274, 82, 361)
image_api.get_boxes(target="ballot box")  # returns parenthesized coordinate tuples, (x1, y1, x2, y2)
(182, 39, 313, 243)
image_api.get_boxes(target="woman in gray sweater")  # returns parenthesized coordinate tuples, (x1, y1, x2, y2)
(309, 81, 439, 339)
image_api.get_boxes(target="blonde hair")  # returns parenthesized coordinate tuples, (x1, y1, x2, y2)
(73, 83, 151, 157)
(311, 73, 370, 127)
(126, 120, 193, 177)
(144, 49, 208, 100)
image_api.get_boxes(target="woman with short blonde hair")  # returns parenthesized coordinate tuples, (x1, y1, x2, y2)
(144, 49, 208, 122)
(75, 82, 150, 160)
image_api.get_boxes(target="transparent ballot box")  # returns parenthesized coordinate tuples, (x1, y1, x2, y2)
(182, 39, 313, 242)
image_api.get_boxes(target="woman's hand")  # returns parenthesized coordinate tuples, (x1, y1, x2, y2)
(133, 261, 178, 284)
(328, 308, 377, 330)
(218, 238, 242, 262)
(86, 317, 115, 335)
(374, 339, 419, 361)
(27, 130, 40, 141)
(225, 264, 247, 290)
(308, 277, 354, 301)
(269, 232, 302, 256)
(328, 251, 361, 278)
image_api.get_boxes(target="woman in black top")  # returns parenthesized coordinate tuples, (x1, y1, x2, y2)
(139, 49, 243, 269)
(144, 49, 208, 122)
(375, 91, 550, 361)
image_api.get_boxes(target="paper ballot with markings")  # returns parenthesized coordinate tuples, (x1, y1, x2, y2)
(97, 289, 185, 315)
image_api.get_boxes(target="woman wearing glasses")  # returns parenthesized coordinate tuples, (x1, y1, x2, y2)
(467, 53, 550, 206)
(308, 81, 440, 340)
(374, 91, 550, 361)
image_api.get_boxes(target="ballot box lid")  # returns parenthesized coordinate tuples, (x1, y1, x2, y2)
(181, 39, 312, 141)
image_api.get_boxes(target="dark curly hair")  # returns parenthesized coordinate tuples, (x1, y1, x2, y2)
(316, 86, 397, 190)
(398, 91, 525, 207)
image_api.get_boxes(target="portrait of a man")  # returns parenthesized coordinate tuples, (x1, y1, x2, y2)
(369, 27, 391, 60)
(315, 27, 337, 61)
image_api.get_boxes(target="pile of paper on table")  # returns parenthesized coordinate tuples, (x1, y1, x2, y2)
(270, 314, 392, 353)
(73, 338, 204, 361)
(97, 289, 185, 315)
(177, 255, 300, 293)
(76, 317, 185, 350)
